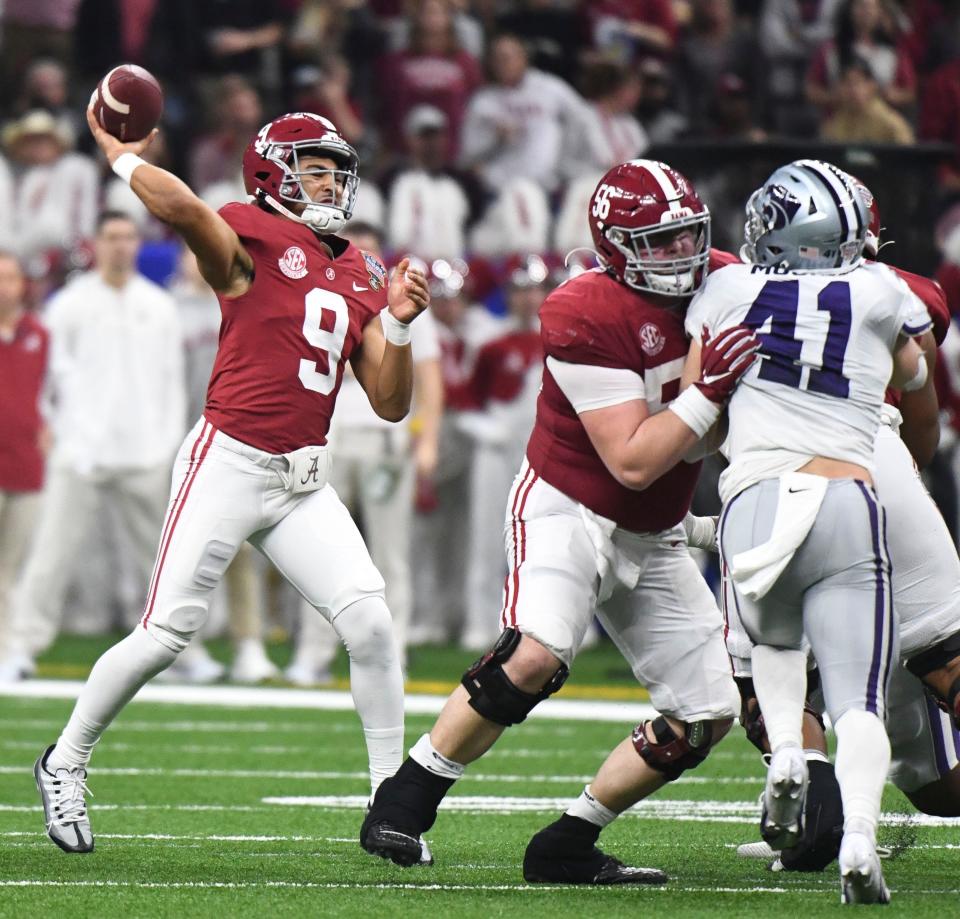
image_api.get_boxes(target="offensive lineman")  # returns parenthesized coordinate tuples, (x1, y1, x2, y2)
(686, 160, 931, 904)
(33, 105, 429, 853)
(361, 160, 759, 882)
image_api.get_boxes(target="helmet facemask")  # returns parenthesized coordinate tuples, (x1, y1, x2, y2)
(605, 209, 711, 296)
(260, 140, 359, 233)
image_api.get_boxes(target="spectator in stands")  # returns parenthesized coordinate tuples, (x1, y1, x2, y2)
(703, 72, 769, 141)
(13, 59, 83, 147)
(288, 224, 444, 681)
(0, 253, 49, 683)
(819, 57, 915, 142)
(805, 0, 916, 117)
(460, 32, 591, 194)
(495, 0, 589, 80)
(759, 0, 844, 134)
(189, 75, 263, 192)
(290, 58, 366, 148)
(919, 52, 960, 191)
(0, 212, 190, 683)
(674, 0, 763, 128)
(376, 0, 483, 157)
(195, 0, 288, 83)
(0, 0, 78, 104)
(635, 57, 689, 145)
(562, 57, 648, 180)
(104, 128, 176, 239)
(588, 0, 679, 60)
(3, 109, 97, 269)
(458, 255, 547, 651)
(410, 266, 503, 646)
(383, 106, 474, 261)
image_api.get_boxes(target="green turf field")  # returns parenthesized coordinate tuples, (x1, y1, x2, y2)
(1, 684, 957, 918)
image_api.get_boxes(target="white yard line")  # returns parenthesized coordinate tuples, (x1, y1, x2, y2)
(0, 680, 655, 723)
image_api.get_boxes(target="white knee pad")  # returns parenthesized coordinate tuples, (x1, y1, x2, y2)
(144, 599, 210, 653)
(331, 595, 397, 665)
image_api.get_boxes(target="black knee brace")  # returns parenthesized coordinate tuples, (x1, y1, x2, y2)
(735, 674, 827, 754)
(461, 628, 569, 727)
(631, 716, 712, 781)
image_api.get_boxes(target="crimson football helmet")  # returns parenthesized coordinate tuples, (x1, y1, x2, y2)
(588, 159, 710, 296)
(849, 175, 882, 258)
(242, 112, 359, 233)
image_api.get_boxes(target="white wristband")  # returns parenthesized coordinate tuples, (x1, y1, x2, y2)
(112, 153, 146, 185)
(668, 385, 723, 439)
(381, 308, 412, 346)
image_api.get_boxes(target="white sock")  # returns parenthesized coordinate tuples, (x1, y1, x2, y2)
(834, 709, 890, 845)
(752, 646, 807, 751)
(49, 627, 178, 771)
(365, 726, 404, 796)
(805, 749, 829, 764)
(409, 732, 465, 780)
(332, 597, 405, 794)
(566, 785, 618, 828)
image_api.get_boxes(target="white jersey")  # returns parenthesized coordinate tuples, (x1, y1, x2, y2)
(686, 260, 931, 503)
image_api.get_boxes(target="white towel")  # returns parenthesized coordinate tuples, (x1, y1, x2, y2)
(729, 472, 828, 601)
(578, 506, 642, 603)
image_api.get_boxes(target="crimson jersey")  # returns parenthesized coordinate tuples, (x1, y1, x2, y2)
(883, 264, 950, 408)
(204, 203, 386, 453)
(472, 329, 542, 406)
(525, 250, 738, 532)
(0, 312, 48, 492)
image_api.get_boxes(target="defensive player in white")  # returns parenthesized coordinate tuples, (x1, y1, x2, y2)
(685, 159, 931, 904)
(32, 105, 429, 854)
(728, 181, 960, 871)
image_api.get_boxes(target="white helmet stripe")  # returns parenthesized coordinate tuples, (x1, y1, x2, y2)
(631, 159, 682, 213)
(100, 67, 131, 115)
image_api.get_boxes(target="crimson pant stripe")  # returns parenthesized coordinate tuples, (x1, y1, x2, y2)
(502, 467, 537, 629)
(925, 693, 952, 777)
(143, 422, 209, 610)
(500, 465, 535, 629)
(142, 425, 215, 627)
(510, 472, 538, 627)
(856, 482, 890, 715)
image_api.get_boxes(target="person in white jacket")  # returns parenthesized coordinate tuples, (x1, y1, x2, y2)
(0, 212, 186, 680)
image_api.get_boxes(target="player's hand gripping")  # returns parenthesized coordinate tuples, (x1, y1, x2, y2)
(86, 104, 158, 166)
(694, 324, 761, 404)
(387, 257, 430, 324)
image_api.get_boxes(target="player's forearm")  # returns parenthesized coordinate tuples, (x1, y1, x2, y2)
(129, 164, 206, 230)
(370, 343, 414, 422)
(615, 411, 700, 490)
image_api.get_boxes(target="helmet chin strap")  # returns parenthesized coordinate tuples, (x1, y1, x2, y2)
(628, 265, 695, 295)
(262, 192, 346, 234)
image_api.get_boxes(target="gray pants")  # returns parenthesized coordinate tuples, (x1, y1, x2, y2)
(719, 478, 898, 723)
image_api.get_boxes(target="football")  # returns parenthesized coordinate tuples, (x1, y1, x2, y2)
(90, 64, 163, 142)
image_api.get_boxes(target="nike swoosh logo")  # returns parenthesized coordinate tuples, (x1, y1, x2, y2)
(787, 487, 810, 493)
(353, 282, 368, 292)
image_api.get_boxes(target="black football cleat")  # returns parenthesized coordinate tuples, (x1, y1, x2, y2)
(523, 823, 668, 885)
(360, 814, 424, 868)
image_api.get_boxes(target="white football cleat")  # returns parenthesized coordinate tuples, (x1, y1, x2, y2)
(283, 661, 333, 687)
(839, 832, 890, 904)
(156, 644, 225, 684)
(229, 639, 280, 684)
(761, 746, 808, 850)
(736, 840, 779, 860)
(0, 651, 35, 683)
(34, 745, 94, 853)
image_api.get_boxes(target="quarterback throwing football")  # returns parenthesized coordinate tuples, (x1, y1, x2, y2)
(33, 105, 429, 854)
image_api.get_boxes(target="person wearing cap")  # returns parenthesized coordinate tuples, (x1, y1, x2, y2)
(457, 255, 549, 650)
(382, 105, 475, 263)
(410, 263, 504, 646)
(286, 224, 444, 681)
(3, 109, 97, 264)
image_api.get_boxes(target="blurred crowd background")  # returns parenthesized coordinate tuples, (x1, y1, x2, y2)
(4, 0, 960, 686)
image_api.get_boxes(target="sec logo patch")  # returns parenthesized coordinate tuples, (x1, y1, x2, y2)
(279, 246, 308, 279)
(639, 322, 665, 356)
